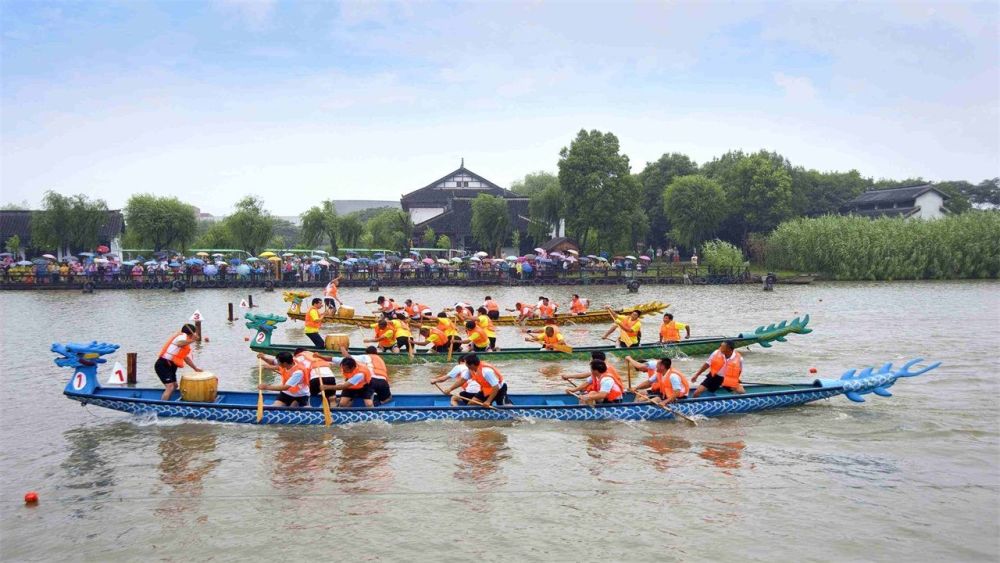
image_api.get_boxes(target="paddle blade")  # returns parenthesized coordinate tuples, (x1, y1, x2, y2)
(554, 343, 573, 354)
(322, 394, 332, 426)
(256, 359, 264, 423)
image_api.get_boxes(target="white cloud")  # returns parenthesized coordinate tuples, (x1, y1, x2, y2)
(773, 72, 818, 103)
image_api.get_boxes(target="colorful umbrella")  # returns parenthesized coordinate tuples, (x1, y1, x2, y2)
(268, 256, 281, 262)
(626, 255, 637, 260)
(42, 253, 57, 260)
(17, 260, 33, 265)
(203, 265, 218, 276)
(195, 252, 210, 257)
(79, 252, 95, 257)
(534, 247, 545, 253)
(450, 257, 462, 263)
(93, 257, 109, 264)
(567, 249, 579, 255)
(168, 261, 181, 267)
(436, 258, 450, 265)
(317, 259, 330, 266)
(401, 258, 415, 263)
(640, 255, 651, 261)
(422, 258, 434, 265)
(259, 251, 276, 258)
(246, 257, 260, 262)
(505, 255, 517, 262)
(469, 256, 481, 262)
(329, 257, 341, 263)
(474, 251, 488, 258)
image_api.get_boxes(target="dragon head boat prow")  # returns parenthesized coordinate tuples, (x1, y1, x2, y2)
(245, 313, 287, 346)
(51, 341, 120, 368)
(817, 358, 941, 403)
(746, 314, 811, 348)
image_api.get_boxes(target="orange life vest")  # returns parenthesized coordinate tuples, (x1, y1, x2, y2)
(484, 299, 500, 312)
(570, 298, 587, 314)
(659, 321, 681, 342)
(427, 327, 449, 347)
(374, 325, 395, 348)
(589, 364, 624, 394)
(541, 330, 563, 348)
(278, 365, 310, 396)
(159, 332, 192, 367)
(590, 374, 623, 401)
(367, 354, 390, 382)
(438, 317, 458, 337)
(469, 362, 504, 395)
(468, 326, 490, 348)
(653, 367, 689, 399)
(343, 363, 373, 389)
(380, 300, 396, 313)
(304, 307, 322, 332)
(406, 303, 429, 318)
(323, 281, 339, 298)
(538, 304, 555, 318)
(708, 349, 743, 387)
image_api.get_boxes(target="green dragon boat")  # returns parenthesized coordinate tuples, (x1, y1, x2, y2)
(245, 312, 812, 365)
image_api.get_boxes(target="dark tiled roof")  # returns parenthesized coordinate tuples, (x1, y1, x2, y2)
(401, 166, 526, 207)
(846, 184, 947, 206)
(540, 237, 578, 252)
(0, 209, 125, 245)
(846, 206, 921, 218)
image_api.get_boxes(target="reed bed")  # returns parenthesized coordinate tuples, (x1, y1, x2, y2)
(765, 212, 1000, 280)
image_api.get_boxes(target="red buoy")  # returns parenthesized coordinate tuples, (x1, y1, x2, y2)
(24, 491, 38, 504)
(204, 337, 210, 342)
(244, 336, 250, 342)
(809, 367, 818, 374)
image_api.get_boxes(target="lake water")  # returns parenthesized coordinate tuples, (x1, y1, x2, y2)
(1, 282, 998, 561)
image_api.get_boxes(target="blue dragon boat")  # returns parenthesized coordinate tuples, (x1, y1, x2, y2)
(55, 341, 939, 425)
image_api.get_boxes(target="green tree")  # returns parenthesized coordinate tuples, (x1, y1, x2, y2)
(224, 196, 274, 255)
(638, 153, 698, 246)
(436, 234, 451, 250)
(527, 183, 565, 241)
(366, 209, 412, 252)
(270, 218, 301, 249)
(5, 235, 21, 256)
(510, 171, 559, 197)
(704, 151, 792, 240)
(663, 175, 728, 249)
(558, 129, 646, 252)
(967, 178, 1000, 207)
(422, 226, 436, 246)
(123, 194, 198, 251)
(337, 214, 365, 247)
(31, 191, 108, 255)
(195, 221, 234, 249)
(471, 194, 510, 255)
(300, 200, 339, 253)
(789, 168, 871, 217)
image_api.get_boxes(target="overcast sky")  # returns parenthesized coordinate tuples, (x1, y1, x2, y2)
(2, 0, 997, 215)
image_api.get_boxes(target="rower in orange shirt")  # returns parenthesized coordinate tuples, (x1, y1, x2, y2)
(483, 296, 501, 320)
(691, 340, 745, 396)
(569, 294, 589, 315)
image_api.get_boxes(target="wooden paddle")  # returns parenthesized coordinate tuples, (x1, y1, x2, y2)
(256, 358, 264, 423)
(433, 382, 495, 409)
(626, 360, 633, 390)
(318, 374, 332, 427)
(552, 342, 573, 354)
(634, 392, 698, 426)
(567, 390, 597, 409)
(446, 337, 454, 362)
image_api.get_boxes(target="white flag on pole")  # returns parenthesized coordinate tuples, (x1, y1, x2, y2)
(107, 361, 126, 385)
(190, 310, 203, 322)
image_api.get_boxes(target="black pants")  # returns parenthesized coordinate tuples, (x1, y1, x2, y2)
(306, 332, 325, 348)
(475, 383, 509, 406)
(310, 376, 338, 399)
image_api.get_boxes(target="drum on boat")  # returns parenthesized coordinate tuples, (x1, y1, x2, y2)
(180, 371, 218, 402)
(325, 334, 350, 350)
(337, 306, 355, 319)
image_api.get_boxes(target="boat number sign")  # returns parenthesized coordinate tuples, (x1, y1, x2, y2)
(72, 371, 87, 391)
(255, 332, 266, 343)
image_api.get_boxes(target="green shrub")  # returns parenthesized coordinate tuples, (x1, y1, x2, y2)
(765, 212, 1000, 280)
(701, 239, 748, 271)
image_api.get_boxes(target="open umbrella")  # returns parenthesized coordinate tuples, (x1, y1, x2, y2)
(401, 258, 415, 263)
(259, 251, 276, 258)
(122, 260, 138, 266)
(66, 256, 79, 262)
(184, 258, 205, 266)
(79, 252, 95, 257)
(317, 259, 330, 266)
(212, 253, 225, 257)
(282, 252, 295, 257)
(625, 255, 637, 260)
(144, 260, 158, 266)
(311, 255, 325, 260)
(168, 261, 181, 267)
(267, 256, 281, 262)
(17, 260, 33, 265)
(640, 255, 651, 261)
(524, 254, 537, 261)
(0, 252, 12, 257)
(474, 251, 488, 258)
(534, 247, 545, 253)
(437, 258, 450, 265)
(215, 260, 228, 265)
(31, 258, 48, 265)
(93, 257, 110, 264)
(195, 251, 210, 257)
(42, 253, 57, 260)
(409, 250, 420, 256)
(246, 257, 260, 262)
(538, 257, 553, 264)
(312, 250, 328, 255)
(505, 255, 517, 262)
(567, 249, 579, 255)
(203, 264, 218, 276)
(422, 258, 434, 265)
(596, 257, 609, 262)
(329, 256, 341, 263)
(469, 256, 481, 262)
(236, 264, 251, 275)
(450, 257, 462, 263)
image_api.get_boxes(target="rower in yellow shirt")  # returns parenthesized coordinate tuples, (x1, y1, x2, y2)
(602, 306, 642, 348)
(658, 312, 690, 343)
(476, 306, 498, 351)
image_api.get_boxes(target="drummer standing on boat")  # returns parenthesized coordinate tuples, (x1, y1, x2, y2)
(303, 298, 325, 348)
(691, 340, 745, 396)
(323, 275, 343, 316)
(155, 323, 203, 401)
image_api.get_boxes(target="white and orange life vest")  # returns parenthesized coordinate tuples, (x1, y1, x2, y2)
(323, 281, 339, 298)
(343, 363, 373, 390)
(469, 362, 504, 395)
(367, 354, 390, 383)
(159, 332, 192, 367)
(709, 349, 743, 388)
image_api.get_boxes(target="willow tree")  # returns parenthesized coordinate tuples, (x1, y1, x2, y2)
(225, 196, 274, 255)
(124, 194, 198, 251)
(300, 200, 339, 253)
(31, 191, 108, 255)
(663, 175, 728, 249)
(471, 194, 510, 255)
